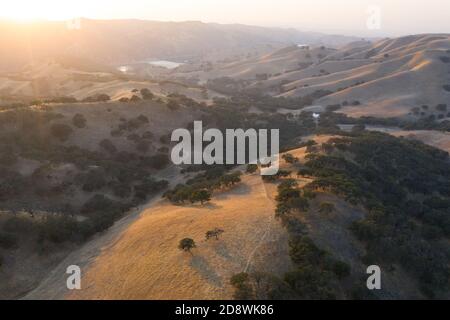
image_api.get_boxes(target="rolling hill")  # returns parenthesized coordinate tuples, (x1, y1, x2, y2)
(0, 19, 360, 72)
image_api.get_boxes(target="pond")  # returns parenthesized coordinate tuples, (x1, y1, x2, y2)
(146, 60, 184, 69)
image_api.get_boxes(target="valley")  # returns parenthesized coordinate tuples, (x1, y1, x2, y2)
(0, 18, 449, 301)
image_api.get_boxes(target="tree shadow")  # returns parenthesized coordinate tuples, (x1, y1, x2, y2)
(173, 202, 222, 210)
(214, 183, 252, 200)
(190, 256, 222, 287)
(214, 242, 232, 260)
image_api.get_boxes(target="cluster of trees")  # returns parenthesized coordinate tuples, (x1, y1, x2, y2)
(0, 168, 26, 200)
(0, 232, 18, 249)
(164, 170, 242, 205)
(261, 170, 291, 182)
(164, 186, 211, 205)
(282, 153, 299, 164)
(110, 115, 154, 151)
(0, 196, 133, 250)
(72, 114, 87, 128)
(140, 88, 154, 100)
(178, 227, 225, 255)
(246, 164, 258, 174)
(230, 159, 353, 300)
(318, 107, 450, 134)
(134, 177, 169, 200)
(118, 89, 155, 103)
(200, 98, 316, 152)
(42, 96, 78, 104)
(29, 94, 113, 105)
(302, 131, 450, 297)
(274, 179, 310, 218)
(50, 123, 73, 142)
(210, 94, 316, 113)
(82, 94, 111, 103)
(283, 236, 350, 299)
(0, 107, 173, 249)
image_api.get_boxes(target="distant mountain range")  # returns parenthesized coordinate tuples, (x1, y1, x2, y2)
(0, 19, 364, 71)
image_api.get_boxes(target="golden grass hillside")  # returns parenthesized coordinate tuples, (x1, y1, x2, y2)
(25, 173, 292, 300)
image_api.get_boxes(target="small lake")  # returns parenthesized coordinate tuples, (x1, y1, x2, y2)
(118, 60, 184, 73)
(146, 60, 184, 69)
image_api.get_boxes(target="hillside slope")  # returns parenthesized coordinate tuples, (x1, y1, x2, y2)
(0, 19, 360, 72)
(278, 34, 450, 118)
(24, 174, 292, 299)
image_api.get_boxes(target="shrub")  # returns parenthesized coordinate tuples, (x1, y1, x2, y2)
(130, 95, 141, 102)
(127, 133, 140, 142)
(140, 88, 154, 100)
(319, 202, 335, 214)
(148, 154, 170, 169)
(246, 164, 258, 174)
(81, 194, 117, 215)
(159, 135, 170, 144)
(436, 104, 448, 112)
(50, 123, 73, 141)
(142, 131, 154, 140)
(134, 178, 168, 200)
(126, 118, 144, 131)
(282, 153, 299, 164)
(72, 113, 87, 128)
(82, 94, 110, 102)
(0, 151, 17, 166)
(137, 114, 149, 123)
(2, 216, 35, 233)
(99, 139, 117, 154)
(136, 140, 150, 153)
(190, 189, 212, 204)
(167, 100, 180, 111)
(205, 228, 224, 241)
(178, 238, 196, 253)
(0, 232, 18, 249)
(218, 172, 242, 188)
(37, 215, 79, 243)
(284, 266, 335, 299)
(45, 96, 78, 104)
(81, 169, 107, 192)
(230, 272, 254, 300)
(111, 129, 123, 137)
(110, 182, 132, 198)
(332, 261, 351, 279)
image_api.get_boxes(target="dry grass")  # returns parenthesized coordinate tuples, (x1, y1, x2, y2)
(25, 174, 291, 300)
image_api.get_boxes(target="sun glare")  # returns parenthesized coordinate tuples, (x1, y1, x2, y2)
(0, 0, 78, 21)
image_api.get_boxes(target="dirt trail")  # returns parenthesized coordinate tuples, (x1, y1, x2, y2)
(24, 173, 290, 300)
(243, 181, 276, 273)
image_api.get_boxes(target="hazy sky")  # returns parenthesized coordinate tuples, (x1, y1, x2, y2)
(2, 0, 450, 36)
